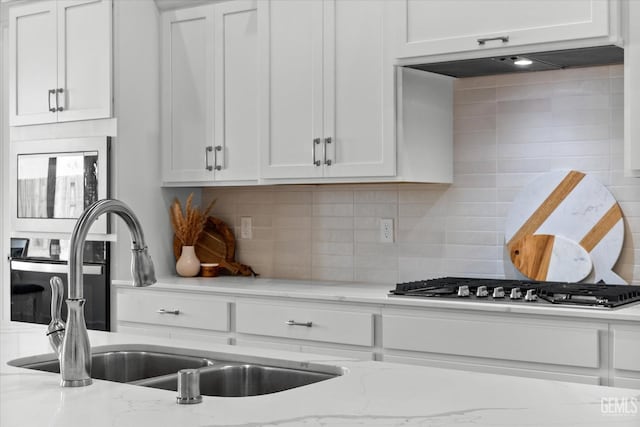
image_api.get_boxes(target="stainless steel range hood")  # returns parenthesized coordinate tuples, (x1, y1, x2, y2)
(406, 45, 623, 78)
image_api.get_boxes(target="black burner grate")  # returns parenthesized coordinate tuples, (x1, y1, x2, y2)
(391, 277, 640, 308)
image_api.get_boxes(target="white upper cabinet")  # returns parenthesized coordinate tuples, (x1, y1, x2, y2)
(161, 5, 214, 183)
(259, 0, 395, 180)
(393, 0, 620, 60)
(161, 1, 258, 185)
(9, 0, 112, 126)
(625, 0, 640, 176)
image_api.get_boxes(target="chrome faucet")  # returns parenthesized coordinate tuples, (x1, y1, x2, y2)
(47, 199, 156, 387)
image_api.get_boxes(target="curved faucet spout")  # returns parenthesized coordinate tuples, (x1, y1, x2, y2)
(58, 199, 156, 387)
(69, 199, 156, 299)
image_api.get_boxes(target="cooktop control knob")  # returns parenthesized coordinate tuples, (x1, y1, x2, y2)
(524, 289, 538, 301)
(476, 285, 488, 297)
(509, 288, 522, 299)
(492, 287, 505, 298)
(457, 285, 470, 297)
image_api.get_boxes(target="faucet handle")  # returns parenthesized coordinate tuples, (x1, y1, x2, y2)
(47, 276, 66, 355)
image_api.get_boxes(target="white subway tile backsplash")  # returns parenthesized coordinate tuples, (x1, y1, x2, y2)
(312, 242, 354, 256)
(551, 125, 611, 141)
(454, 87, 496, 104)
(312, 203, 354, 217)
(552, 109, 611, 127)
(354, 203, 397, 218)
(354, 190, 397, 204)
(454, 102, 497, 117)
(496, 98, 551, 114)
(202, 66, 638, 285)
(551, 94, 611, 111)
(552, 79, 611, 96)
(496, 83, 552, 101)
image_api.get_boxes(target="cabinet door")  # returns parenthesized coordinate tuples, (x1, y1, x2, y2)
(323, 0, 395, 178)
(259, 0, 324, 179)
(395, 0, 611, 59)
(213, 1, 259, 182)
(9, 1, 58, 126)
(56, 0, 112, 123)
(161, 6, 214, 183)
(625, 0, 640, 176)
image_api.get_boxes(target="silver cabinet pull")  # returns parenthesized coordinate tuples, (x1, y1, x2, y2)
(56, 88, 64, 111)
(48, 89, 56, 112)
(312, 138, 321, 166)
(205, 146, 213, 171)
(324, 137, 332, 166)
(213, 145, 222, 171)
(286, 320, 312, 327)
(157, 308, 180, 315)
(477, 36, 509, 45)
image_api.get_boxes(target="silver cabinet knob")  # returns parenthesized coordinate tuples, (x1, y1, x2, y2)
(457, 285, 470, 297)
(524, 289, 538, 301)
(476, 285, 488, 297)
(176, 369, 202, 404)
(509, 288, 522, 300)
(492, 287, 505, 298)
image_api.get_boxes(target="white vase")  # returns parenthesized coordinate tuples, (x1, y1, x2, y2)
(176, 246, 200, 277)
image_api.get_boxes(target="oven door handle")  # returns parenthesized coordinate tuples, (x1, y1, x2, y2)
(10, 260, 103, 276)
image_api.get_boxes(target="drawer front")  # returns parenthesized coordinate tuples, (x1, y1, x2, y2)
(118, 290, 229, 332)
(384, 355, 601, 386)
(613, 328, 640, 372)
(383, 314, 599, 368)
(236, 302, 373, 346)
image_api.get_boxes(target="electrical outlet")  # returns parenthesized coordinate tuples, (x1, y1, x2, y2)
(240, 217, 252, 239)
(380, 218, 394, 243)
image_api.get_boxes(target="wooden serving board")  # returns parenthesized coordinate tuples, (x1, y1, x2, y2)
(509, 234, 592, 283)
(173, 217, 255, 276)
(505, 170, 625, 284)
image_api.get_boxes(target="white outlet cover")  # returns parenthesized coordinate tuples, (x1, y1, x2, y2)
(380, 218, 394, 243)
(240, 217, 252, 239)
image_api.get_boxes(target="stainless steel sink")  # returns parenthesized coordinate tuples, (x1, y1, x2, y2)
(8, 344, 343, 397)
(136, 363, 337, 397)
(11, 350, 215, 383)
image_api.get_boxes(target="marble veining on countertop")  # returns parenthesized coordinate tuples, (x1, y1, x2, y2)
(1, 323, 639, 427)
(113, 276, 640, 322)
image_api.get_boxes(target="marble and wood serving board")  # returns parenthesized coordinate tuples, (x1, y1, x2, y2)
(505, 170, 626, 284)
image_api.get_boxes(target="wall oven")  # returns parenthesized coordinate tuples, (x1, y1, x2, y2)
(10, 237, 110, 331)
(9, 137, 109, 234)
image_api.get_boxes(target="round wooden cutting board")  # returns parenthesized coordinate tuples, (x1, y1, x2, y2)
(509, 234, 592, 283)
(505, 170, 625, 284)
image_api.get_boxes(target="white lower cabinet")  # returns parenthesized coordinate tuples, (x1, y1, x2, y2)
(611, 325, 640, 388)
(116, 288, 231, 343)
(114, 285, 640, 386)
(235, 300, 376, 360)
(381, 308, 608, 384)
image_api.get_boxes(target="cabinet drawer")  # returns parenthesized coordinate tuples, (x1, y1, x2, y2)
(236, 302, 373, 346)
(613, 328, 640, 372)
(383, 314, 599, 368)
(117, 290, 229, 332)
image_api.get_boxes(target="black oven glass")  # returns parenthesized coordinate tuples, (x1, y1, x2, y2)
(10, 238, 110, 331)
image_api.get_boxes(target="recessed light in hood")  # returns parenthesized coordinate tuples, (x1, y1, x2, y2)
(406, 45, 623, 78)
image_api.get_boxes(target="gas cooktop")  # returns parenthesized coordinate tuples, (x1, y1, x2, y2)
(389, 277, 640, 309)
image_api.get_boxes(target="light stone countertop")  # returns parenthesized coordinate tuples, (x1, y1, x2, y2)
(113, 276, 640, 323)
(1, 322, 639, 427)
